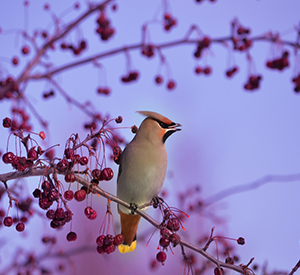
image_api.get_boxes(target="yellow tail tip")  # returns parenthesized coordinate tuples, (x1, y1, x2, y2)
(118, 240, 137, 253)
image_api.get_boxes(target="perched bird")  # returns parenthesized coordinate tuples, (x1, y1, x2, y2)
(117, 111, 181, 253)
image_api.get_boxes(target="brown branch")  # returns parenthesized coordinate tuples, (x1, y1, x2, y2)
(0, 0, 113, 96)
(28, 34, 300, 80)
(289, 259, 300, 275)
(204, 173, 300, 206)
(0, 166, 252, 275)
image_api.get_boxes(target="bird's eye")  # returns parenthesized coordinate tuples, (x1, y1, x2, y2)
(158, 121, 168, 129)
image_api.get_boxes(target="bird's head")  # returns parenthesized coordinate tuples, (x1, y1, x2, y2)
(135, 111, 181, 144)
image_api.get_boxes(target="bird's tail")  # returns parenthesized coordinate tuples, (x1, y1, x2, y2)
(118, 209, 141, 253)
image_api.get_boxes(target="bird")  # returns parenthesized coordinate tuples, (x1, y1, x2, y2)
(117, 111, 181, 253)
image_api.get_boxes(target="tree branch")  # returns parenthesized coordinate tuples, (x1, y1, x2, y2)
(0, 167, 253, 275)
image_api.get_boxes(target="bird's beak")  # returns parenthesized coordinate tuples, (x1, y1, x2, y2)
(163, 122, 182, 143)
(169, 123, 182, 132)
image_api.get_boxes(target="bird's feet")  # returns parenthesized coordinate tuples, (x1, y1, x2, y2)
(129, 203, 138, 215)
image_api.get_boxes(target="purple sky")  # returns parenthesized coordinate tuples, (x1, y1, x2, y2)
(0, 0, 300, 274)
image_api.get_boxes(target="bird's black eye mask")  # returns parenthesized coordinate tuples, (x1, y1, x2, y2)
(152, 118, 176, 129)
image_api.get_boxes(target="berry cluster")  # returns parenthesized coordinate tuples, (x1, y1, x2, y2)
(266, 51, 289, 71)
(195, 66, 212, 75)
(225, 66, 239, 78)
(121, 71, 139, 83)
(0, 76, 19, 100)
(154, 205, 184, 265)
(97, 87, 111, 95)
(233, 25, 252, 51)
(91, 167, 114, 182)
(194, 36, 211, 58)
(46, 207, 72, 229)
(163, 13, 177, 31)
(2, 145, 43, 172)
(141, 44, 155, 58)
(60, 40, 87, 56)
(154, 76, 176, 90)
(244, 75, 262, 91)
(96, 233, 124, 254)
(56, 148, 89, 183)
(96, 12, 115, 41)
(1, 209, 27, 232)
(292, 74, 300, 93)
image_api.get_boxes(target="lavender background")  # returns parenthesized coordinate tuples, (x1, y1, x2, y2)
(0, 0, 300, 274)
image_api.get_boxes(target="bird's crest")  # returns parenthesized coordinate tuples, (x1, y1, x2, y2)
(136, 111, 173, 125)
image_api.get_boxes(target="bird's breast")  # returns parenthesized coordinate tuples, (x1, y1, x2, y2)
(117, 141, 167, 213)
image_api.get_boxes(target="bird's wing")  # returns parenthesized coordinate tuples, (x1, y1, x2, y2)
(117, 146, 127, 183)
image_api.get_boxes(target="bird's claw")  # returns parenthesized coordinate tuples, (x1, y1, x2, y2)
(129, 203, 138, 215)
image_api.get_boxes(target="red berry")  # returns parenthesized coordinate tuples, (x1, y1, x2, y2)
(169, 233, 181, 247)
(3, 216, 13, 227)
(96, 235, 105, 247)
(164, 13, 171, 20)
(214, 267, 224, 275)
(160, 227, 171, 239)
(64, 190, 74, 201)
(104, 234, 115, 246)
(55, 208, 65, 220)
(237, 237, 245, 245)
(202, 36, 211, 47)
(237, 27, 244, 35)
(22, 46, 30, 55)
(56, 159, 69, 173)
(203, 67, 212, 75)
(74, 189, 86, 202)
(155, 75, 163, 84)
(2, 117, 12, 128)
(167, 218, 180, 231)
(131, 125, 138, 133)
(64, 148, 74, 159)
(66, 231, 77, 241)
(97, 245, 105, 254)
(16, 222, 25, 232)
(46, 209, 55, 219)
(100, 167, 114, 181)
(12, 57, 19, 65)
(225, 257, 234, 264)
(64, 173, 75, 183)
(28, 147, 38, 160)
(115, 116, 123, 123)
(156, 251, 167, 263)
(79, 156, 88, 165)
(92, 169, 101, 180)
(167, 80, 176, 90)
(114, 234, 125, 246)
(41, 181, 53, 191)
(195, 66, 202, 74)
(159, 237, 170, 248)
(84, 206, 97, 220)
(2, 152, 15, 164)
(104, 244, 116, 254)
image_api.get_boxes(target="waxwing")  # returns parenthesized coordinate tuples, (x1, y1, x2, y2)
(117, 111, 181, 253)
